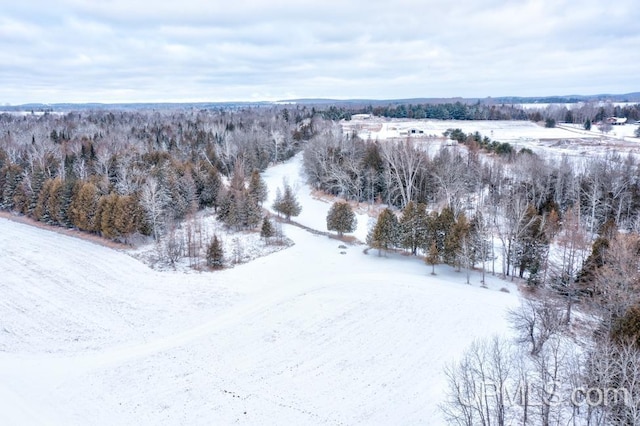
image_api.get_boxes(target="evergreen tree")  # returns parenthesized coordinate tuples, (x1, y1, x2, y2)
(367, 208, 399, 255)
(399, 201, 428, 255)
(273, 181, 301, 221)
(584, 118, 592, 131)
(69, 181, 100, 232)
(425, 241, 439, 275)
(514, 205, 548, 284)
(27, 167, 46, 216)
(1, 163, 23, 210)
(260, 216, 274, 242)
(433, 207, 456, 259)
(241, 192, 263, 229)
(97, 193, 119, 239)
(208, 166, 223, 210)
(326, 201, 357, 236)
(57, 179, 76, 227)
(12, 179, 29, 214)
(114, 195, 141, 242)
(206, 234, 224, 269)
(45, 177, 64, 225)
(611, 304, 640, 347)
(467, 214, 490, 269)
(248, 169, 268, 205)
(33, 178, 53, 222)
(217, 188, 240, 229)
(445, 212, 469, 269)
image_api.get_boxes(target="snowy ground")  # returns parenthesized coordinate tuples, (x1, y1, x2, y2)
(262, 152, 374, 242)
(0, 151, 520, 425)
(129, 208, 292, 273)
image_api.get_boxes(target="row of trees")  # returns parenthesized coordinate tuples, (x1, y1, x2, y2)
(321, 100, 640, 125)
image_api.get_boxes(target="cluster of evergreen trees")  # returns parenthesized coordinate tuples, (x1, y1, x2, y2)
(0, 107, 317, 242)
(272, 181, 301, 221)
(367, 203, 495, 274)
(216, 167, 268, 231)
(444, 128, 515, 156)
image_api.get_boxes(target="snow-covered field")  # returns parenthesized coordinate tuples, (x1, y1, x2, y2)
(0, 152, 520, 425)
(344, 118, 640, 159)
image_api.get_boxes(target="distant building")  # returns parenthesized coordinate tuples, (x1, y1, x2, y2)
(351, 114, 371, 120)
(606, 117, 628, 125)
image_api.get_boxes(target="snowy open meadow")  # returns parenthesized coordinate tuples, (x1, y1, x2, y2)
(343, 117, 640, 160)
(0, 151, 521, 425)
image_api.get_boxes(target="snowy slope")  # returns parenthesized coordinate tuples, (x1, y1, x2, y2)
(0, 153, 520, 425)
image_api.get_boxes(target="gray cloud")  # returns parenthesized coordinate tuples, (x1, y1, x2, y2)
(1, 0, 638, 104)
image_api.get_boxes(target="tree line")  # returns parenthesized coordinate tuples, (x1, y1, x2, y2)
(319, 101, 640, 124)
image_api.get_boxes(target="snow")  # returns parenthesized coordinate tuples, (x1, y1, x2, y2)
(0, 150, 520, 425)
(262, 152, 373, 242)
(344, 118, 640, 160)
(128, 209, 292, 272)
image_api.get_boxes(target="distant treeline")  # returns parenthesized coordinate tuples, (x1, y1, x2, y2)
(320, 101, 640, 123)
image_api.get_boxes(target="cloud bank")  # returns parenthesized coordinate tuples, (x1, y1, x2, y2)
(1, 0, 638, 103)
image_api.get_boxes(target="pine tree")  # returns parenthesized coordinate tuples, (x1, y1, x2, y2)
(12, 179, 29, 214)
(27, 167, 46, 216)
(444, 212, 469, 269)
(203, 165, 223, 210)
(206, 234, 224, 269)
(69, 181, 100, 232)
(33, 178, 53, 222)
(114, 195, 140, 242)
(326, 201, 357, 236)
(514, 205, 548, 284)
(242, 193, 263, 229)
(584, 118, 592, 131)
(273, 181, 301, 221)
(425, 241, 439, 275)
(433, 207, 455, 259)
(260, 216, 274, 242)
(1, 163, 23, 210)
(248, 169, 268, 205)
(57, 179, 75, 227)
(367, 208, 399, 255)
(399, 201, 428, 255)
(45, 177, 64, 225)
(217, 187, 242, 230)
(97, 193, 118, 239)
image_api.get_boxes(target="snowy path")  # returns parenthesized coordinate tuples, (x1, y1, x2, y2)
(0, 153, 520, 425)
(262, 152, 373, 242)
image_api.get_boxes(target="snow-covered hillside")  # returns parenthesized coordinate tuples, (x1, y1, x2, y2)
(0, 153, 520, 425)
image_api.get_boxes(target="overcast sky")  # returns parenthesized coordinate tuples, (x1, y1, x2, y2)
(1, 0, 638, 104)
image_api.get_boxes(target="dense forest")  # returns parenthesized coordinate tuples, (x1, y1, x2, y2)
(0, 107, 316, 243)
